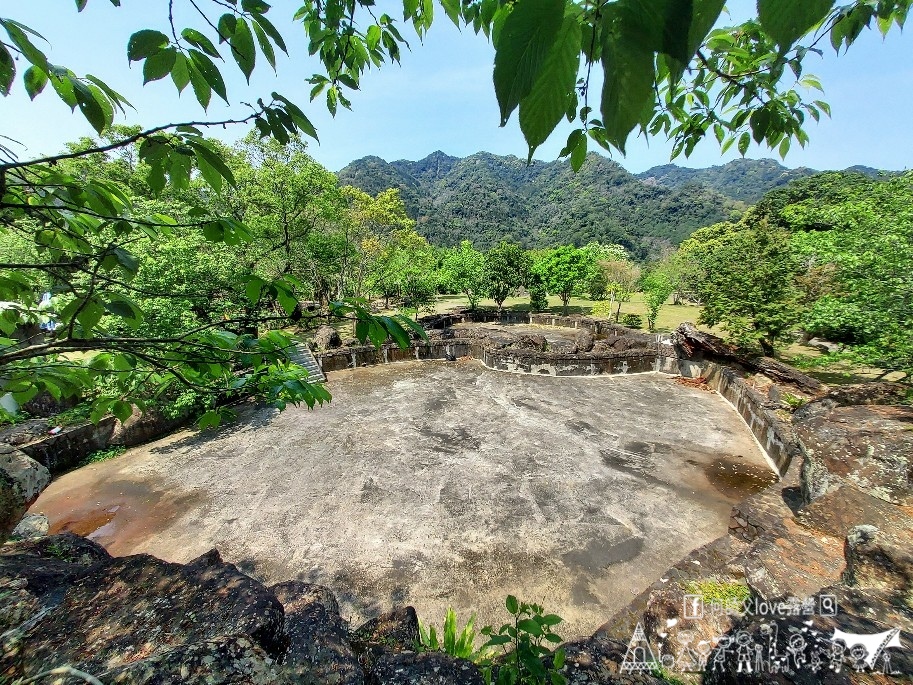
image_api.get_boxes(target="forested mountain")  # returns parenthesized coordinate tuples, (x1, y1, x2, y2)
(636, 159, 817, 202)
(636, 159, 893, 203)
(339, 152, 744, 257)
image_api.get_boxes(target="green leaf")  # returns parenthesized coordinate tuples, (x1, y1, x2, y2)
(198, 410, 222, 430)
(111, 400, 134, 423)
(492, 0, 565, 126)
(189, 49, 228, 102)
(187, 59, 212, 109)
(218, 13, 238, 43)
(252, 21, 276, 70)
(171, 52, 191, 92)
(518, 14, 580, 157)
(143, 47, 177, 84)
(737, 130, 750, 155)
(1, 19, 49, 70)
(181, 28, 220, 58)
(245, 277, 264, 304)
(76, 299, 105, 333)
(600, 13, 656, 153)
(23, 65, 48, 99)
(570, 132, 587, 171)
(251, 13, 287, 54)
(758, 0, 835, 48)
(230, 17, 256, 82)
(0, 46, 15, 96)
(127, 29, 169, 61)
(505, 595, 519, 614)
(187, 139, 237, 186)
(73, 81, 111, 133)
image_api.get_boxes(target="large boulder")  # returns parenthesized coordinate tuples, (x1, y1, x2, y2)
(0, 552, 284, 679)
(353, 607, 420, 673)
(843, 525, 913, 604)
(111, 405, 189, 447)
(795, 404, 913, 506)
(0, 446, 51, 540)
(314, 325, 343, 351)
(555, 635, 663, 685)
(101, 636, 279, 684)
(575, 329, 595, 353)
(271, 580, 363, 685)
(369, 651, 485, 685)
(509, 335, 546, 352)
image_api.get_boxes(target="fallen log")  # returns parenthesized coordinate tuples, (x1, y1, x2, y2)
(672, 323, 824, 394)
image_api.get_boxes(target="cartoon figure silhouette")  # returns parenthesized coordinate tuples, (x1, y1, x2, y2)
(735, 631, 754, 673)
(711, 636, 732, 672)
(787, 633, 807, 670)
(850, 645, 869, 672)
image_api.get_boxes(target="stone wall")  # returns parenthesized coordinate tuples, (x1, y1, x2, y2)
(662, 356, 797, 476)
(17, 417, 117, 475)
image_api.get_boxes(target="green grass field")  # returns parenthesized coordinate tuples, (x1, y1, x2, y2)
(430, 293, 704, 333)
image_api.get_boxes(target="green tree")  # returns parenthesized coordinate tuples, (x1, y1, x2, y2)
(533, 246, 593, 315)
(484, 241, 530, 313)
(602, 259, 641, 323)
(640, 270, 674, 333)
(440, 241, 487, 310)
(682, 221, 803, 355)
(2, 0, 909, 420)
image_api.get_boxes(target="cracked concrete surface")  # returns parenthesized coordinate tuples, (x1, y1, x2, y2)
(32, 360, 775, 638)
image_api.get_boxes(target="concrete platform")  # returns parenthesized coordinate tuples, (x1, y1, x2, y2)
(31, 360, 775, 639)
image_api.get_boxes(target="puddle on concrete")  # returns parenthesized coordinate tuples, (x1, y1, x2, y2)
(40, 477, 204, 557)
(704, 456, 779, 500)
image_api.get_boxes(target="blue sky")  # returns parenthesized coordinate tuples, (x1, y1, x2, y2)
(3, 1, 911, 173)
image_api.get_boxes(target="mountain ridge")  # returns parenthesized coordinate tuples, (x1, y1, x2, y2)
(337, 152, 887, 256)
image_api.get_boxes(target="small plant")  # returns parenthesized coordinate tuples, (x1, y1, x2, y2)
(648, 661, 687, 685)
(620, 313, 643, 329)
(682, 579, 750, 614)
(480, 596, 566, 685)
(781, 392, 806, 410)
(416, 607, 488, 661)
(590, 301, 612, 318)
(80, 445, 126, 466)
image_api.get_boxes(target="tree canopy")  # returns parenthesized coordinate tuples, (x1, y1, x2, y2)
(2, 0, 911, 420)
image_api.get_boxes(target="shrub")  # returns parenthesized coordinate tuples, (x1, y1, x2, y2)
(590, 301, 613, 318)
(620, 313, 643, 328)
(481, 596, 566, 685)
(529, 286, 548, 312)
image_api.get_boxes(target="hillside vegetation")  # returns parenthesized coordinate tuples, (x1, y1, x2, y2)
(340, 152, 745, 257)
(339, 153, 891, 257)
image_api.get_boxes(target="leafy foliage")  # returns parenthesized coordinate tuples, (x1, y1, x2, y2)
(532, 246, 593, 314)
(481, 596, 565, 685)
(416, 608, 489, 662)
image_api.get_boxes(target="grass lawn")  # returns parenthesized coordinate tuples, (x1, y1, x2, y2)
(430, 293, 704, 334)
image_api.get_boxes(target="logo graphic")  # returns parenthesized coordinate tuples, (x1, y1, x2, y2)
(619, 623, 656, 673)
(683, 594, 703, 619)
(831, 628, 903, 670)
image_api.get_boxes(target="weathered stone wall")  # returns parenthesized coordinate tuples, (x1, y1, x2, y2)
(662, 356, 797, 476)
(17, 417, 117, 475)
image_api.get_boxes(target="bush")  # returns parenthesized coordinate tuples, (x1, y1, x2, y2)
(529, 286, 548, 312)
(620, 313, 643, 328)
(590, 301, 612, 318)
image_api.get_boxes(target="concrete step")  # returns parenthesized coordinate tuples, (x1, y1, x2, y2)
(287, 343, 326, 383)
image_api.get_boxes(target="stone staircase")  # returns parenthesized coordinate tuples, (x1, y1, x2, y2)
(287, 343, 326, 383)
